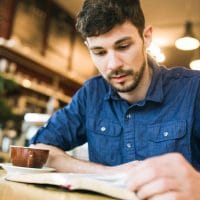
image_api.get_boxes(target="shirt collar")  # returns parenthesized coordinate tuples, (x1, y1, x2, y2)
(104, 85, 119, 100)
(104, 57, 164, 103)
(145, 57, 164, 103)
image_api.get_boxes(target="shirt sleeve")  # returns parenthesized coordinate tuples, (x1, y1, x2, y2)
(29, 86, 87, 151)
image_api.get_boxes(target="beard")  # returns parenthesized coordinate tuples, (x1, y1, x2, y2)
(106, 61, 146, 93)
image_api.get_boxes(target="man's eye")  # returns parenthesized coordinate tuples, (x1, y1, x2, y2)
(93, 50, 106, 56)
(117, 44, 131, 50)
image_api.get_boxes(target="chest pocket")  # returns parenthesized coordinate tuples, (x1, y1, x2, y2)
(86, 118, 122, 165)
(135, 120, 190, 160)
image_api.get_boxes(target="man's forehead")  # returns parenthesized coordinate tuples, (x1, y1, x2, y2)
(86, 22, 139, 48)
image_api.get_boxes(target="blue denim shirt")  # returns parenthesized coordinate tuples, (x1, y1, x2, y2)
(30, 60, 200, 170)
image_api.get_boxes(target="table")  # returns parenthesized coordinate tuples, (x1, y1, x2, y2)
(0, 152, 10, 163)
(0, 169, 114, 200)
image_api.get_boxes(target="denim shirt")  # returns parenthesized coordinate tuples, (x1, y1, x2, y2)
(30, 60, 200, 170)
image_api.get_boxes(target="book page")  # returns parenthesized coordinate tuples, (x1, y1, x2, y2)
(6, 172, 139, 200)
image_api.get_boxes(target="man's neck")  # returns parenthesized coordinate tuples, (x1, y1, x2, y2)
(118, 64, 153, 104)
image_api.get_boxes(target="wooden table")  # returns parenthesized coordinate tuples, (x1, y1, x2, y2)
(0, 169, 114, 200)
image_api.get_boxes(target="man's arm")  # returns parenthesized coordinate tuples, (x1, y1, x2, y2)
(126, 153, 200, 200)
(30, 143, 138, 174)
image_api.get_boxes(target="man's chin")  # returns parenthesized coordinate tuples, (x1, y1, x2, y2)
(111, 83, 137, 93)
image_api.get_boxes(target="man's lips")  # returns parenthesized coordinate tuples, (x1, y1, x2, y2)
(111, 74, 129, 83)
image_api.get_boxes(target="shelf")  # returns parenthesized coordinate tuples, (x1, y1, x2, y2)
(0, 43, 85, 103)
(0, 72, 71, 103)
(0, 44, 83, 87)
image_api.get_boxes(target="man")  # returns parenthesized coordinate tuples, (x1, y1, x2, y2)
(30, 0, 200, 199)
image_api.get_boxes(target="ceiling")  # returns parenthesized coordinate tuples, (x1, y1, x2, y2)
(54, 0, 200, 68)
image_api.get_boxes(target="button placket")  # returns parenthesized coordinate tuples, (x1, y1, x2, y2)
(123, 108, 136, 161)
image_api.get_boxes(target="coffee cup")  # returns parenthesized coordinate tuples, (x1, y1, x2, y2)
(10, 146, 49, 168)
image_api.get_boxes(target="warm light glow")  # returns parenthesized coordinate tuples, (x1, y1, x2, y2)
(6, 39, 17, 47)
(22, 79, 32, 88)
(148, 43, 161, 54)
(153, 37, 169, 47)
(156, 53, 166, 63)
(0, 37, 6, 45)
(190, 59, 200, 70)
(175, 36, 200, 51)
(147, 42, 166, 63)
(24, 113, 50, 123)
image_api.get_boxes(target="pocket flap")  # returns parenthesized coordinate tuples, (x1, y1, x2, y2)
(87, 118, 121, 137)
(149, 120, 186, 142)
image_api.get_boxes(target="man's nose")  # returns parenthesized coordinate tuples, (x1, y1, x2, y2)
(107, 51, 123, 70)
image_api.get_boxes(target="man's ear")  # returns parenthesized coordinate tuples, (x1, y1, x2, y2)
(143, 25, 152, 48)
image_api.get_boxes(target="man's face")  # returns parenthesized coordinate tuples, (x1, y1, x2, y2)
(86, 21, 152, 93)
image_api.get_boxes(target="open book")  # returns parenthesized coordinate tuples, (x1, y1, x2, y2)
(5, 172, 139, 200)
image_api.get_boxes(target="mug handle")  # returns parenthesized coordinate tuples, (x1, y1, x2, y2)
(27, 151, 34, 167)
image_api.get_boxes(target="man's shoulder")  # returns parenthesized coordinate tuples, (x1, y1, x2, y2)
(161, 66, 200, 80)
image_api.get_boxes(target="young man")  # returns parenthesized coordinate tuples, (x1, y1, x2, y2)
(30, 0, 200, 199)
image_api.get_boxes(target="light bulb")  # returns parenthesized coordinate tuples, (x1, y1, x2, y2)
(190, 59, 200, 70)
(175, 36, 200, 51)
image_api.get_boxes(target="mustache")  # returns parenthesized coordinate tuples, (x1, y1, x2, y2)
(107, 69, 133, 79)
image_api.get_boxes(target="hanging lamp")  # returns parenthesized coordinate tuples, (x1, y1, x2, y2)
(175, 21, 200, 51)
(190, 48, 200, 70)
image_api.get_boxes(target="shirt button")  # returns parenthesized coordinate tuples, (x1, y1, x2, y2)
(126, 114, 131, 119)
(127, 143, 132, 148)
(100, 126, 106, 132)
(163, 131, 169, 137)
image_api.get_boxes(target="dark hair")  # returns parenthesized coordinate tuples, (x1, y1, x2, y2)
(76, 0, 145, 39)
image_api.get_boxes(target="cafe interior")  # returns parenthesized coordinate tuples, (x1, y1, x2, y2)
(0, 0, 200, 163)
(0, 0, 200, 200)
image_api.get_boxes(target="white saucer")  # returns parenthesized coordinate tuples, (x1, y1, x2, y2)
(0, 163, 56, 175)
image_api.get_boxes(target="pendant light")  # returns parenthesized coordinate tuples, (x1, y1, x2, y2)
(175, 21, 200, 51)
(190, 48, 200, 70)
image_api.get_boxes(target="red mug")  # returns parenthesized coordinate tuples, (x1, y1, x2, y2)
(10, 146, 49, 168)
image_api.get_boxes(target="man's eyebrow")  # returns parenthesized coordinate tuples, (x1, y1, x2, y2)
(115, 36, 132, 45)
(89, 46, 104, 50)
(89, 36, 132, 50)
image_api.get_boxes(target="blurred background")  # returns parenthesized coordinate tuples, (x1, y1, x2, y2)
(0, 0, 199, 161)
